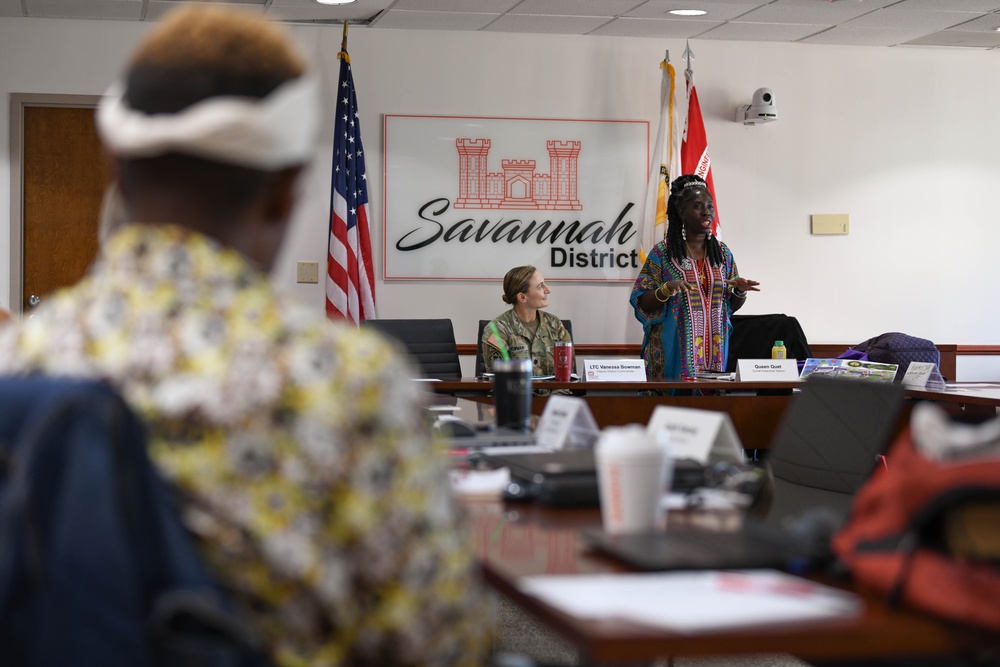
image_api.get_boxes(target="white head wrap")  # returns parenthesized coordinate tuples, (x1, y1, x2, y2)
(96, 74, 319, 170)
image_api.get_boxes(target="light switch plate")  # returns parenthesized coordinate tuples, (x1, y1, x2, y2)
(296, 261, 319, 284)
(811, 214, 849, 235)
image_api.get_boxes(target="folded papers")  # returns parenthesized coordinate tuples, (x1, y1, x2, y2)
(519, 570, 861, 634)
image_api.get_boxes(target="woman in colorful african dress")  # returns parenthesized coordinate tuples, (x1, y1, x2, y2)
(630, 174, 760, 381)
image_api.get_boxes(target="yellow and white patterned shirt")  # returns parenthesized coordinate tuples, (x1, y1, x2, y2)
(0, 223, 490, 666)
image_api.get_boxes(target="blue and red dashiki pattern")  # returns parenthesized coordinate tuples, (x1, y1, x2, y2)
(630, 240, 740, 381)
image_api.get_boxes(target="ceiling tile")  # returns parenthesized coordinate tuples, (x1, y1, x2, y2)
(270, 0, 360, 4)
(737, 0, 892, 25)
(26, 0, 143, 20)
(624, 0, 766, 21)
(846, 8, 985, 30)
(901, 30, 1000, 47)
(651, 0, 773, 5)
(8, 0, 1000, 50)
(375, 9, 501, 31)
(798, 25, 929, 47)
(0, 0, 21, 17)
(941, 12, 1000, 32)
(154, 0, 265, 4)
(699, 20, 827, 41)
(247, 0, 396, 23)
(889, 0, 1000, 10)
(483, 13, 611, 34)
(590, 16, 722, 37)
(510, 0, 645, 17)
(147, 1, 263, 20)
(264, 5, 382, 21)
(391, 0, 517, 9)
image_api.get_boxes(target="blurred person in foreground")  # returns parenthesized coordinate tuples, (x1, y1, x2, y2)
(0, 7, 489, 666)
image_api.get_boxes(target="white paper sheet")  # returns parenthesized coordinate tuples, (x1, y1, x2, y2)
(449, 467, 510, 498)
(519, 570, 861, 634)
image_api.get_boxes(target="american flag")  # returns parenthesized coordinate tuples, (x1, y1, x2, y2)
(326, 50, 376, 324)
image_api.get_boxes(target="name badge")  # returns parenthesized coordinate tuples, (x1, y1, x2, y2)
(736, 358, 799, 381)
(583, 359, 646, 382)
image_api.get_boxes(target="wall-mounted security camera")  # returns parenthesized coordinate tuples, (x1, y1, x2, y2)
(736, 87, 777, 125)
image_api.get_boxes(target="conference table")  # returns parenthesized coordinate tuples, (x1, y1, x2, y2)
(466, 496, 999, 665)
(430, 379, 1000, 451)
(446, 380, 1000, 664)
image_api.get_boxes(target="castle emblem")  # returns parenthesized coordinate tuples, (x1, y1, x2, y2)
(455, 138, 582, 211)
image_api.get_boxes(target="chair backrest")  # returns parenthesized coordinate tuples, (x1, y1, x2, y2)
(725, 313, 812, 372)
(763, 376, 905, 527)
(0, 376, 261, 665)
(475, 318, 573, 378)
(363, 319, 462, 379)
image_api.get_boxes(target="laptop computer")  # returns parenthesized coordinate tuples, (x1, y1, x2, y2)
(478, 449, 707, 506)
(429, 397, 539, 451)
(481, 448, 599, 506)
(583, 376, 906, 572)
(436, 395, 602, 455)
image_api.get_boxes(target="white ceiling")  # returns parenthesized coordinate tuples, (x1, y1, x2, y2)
(2, 0, 1000, 49)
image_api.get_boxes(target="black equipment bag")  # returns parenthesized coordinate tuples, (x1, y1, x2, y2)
(852, 332, 940, 381)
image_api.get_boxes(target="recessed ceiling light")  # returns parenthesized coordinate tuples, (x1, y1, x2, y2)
(668, 9, 708, 17)
(315, 0, 357, 5)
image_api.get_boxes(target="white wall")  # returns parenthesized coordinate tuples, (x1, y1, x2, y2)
(2, 18, 999, 360)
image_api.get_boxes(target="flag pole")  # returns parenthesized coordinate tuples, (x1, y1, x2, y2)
(682, 39, 694, 77)
(338, 21, 350, 64)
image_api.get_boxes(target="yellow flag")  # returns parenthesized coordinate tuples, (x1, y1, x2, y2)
(639, 59, 681, 265)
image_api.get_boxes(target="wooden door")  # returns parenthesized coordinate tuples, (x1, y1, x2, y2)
(21, 105, 107, 313)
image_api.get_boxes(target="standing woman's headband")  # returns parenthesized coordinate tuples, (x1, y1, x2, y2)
(96, 74, 320, 170)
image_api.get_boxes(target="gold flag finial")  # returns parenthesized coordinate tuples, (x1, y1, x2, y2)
(341, 20, 348, 51)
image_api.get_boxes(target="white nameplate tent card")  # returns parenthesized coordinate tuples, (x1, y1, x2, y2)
(645, 406, 744, 465)
(901, 361, 946, 391)
(535, 395, 601, 450)
(583, 359, 646, 382)
(735, 359, 799, 382)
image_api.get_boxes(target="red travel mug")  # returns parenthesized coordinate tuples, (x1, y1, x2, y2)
(554, 341, 573, 381)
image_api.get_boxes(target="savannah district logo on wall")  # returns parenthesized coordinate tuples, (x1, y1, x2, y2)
(383, 115, 648, 282)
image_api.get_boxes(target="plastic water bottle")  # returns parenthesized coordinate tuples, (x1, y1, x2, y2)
(771, 340, 787, 359)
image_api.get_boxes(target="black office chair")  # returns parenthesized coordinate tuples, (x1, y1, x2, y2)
(475, 319, 573, 378)
(0, 376, 262, 664)
(725, 313, 812, 372)
(759, 377, 905, 529)
(363, 319, 463, 379)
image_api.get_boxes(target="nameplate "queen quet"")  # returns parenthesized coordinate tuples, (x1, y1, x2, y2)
(735, 359, 799, 382)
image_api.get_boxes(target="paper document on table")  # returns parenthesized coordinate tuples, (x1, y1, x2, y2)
(449, 468, 510, 498)
(519, 570, 861, 634)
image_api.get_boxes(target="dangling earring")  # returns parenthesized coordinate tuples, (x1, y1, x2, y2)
(706, 230, 712, 240)
(681, 226, 687, 242)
